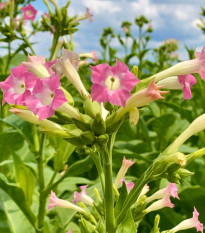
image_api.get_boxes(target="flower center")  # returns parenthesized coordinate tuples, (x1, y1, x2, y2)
(26, 10, 33, 16)
(105, 76, 120, 90)
(13, 77, 26, 95)
(35, 87, 54, 106)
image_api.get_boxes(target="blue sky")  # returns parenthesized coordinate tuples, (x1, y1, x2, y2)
(30, 0, 205, 60)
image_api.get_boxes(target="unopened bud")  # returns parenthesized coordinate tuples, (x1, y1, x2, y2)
(129, 107, 139, 126)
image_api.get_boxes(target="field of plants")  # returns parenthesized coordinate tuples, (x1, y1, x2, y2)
(1, 0, 205, 233)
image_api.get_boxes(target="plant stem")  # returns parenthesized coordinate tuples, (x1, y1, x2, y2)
(36, 134, 47, 233)
(22, 36, 36, 55)
(50, 34, 59, 60)
(116, 166, 153, 225)
(32, 125, 40, 152)
(103, 143, 115, 233)
(91, 152, 105, 194)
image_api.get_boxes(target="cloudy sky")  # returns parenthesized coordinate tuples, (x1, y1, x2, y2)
(31, 0, 205, 60)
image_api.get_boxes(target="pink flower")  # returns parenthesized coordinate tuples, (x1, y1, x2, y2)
(66, 230, 72, 233)
(0, 65, 37, 106)
(22, 4, 37, 21)
(85, 7, 93, 22)
(25, 76, 67, 120)
(44, 12, 50, 19)
(126, 181, 134, 193)
(0, 2, 5, 10)
(195, 47, 205, 80)
(91, 59, 139, 107)
(170, 207, 203, 233)
(73, 185, 93, 206)
(120, 178, 134, 193)
(123, 26, 128, 33)
(178, 74, 196, 99)
(114, 157, 135, 187)
(123, 156, 135, 168)
(146, 183, 179, 204)
(146, 196, 174, 213)
(91, 51, 98, 62)
(48, 190, 85, 213)
(51, 25, 55, 33)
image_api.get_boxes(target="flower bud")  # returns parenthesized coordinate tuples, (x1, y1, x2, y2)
(129, 107, 139, 126)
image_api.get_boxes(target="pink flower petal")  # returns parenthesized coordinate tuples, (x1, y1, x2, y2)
(109, 89, 131, 107)
(91, 84, 109, 103)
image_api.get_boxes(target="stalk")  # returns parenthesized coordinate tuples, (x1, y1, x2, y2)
(36, 134, 47, 233)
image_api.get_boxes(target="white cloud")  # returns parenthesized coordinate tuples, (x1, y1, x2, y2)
(82, 0, 121, 14)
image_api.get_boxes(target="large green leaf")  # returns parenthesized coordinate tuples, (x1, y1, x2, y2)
(13, 153, 35, 205)
(0, 193, 15, 233)
(0, 174, 36, 228)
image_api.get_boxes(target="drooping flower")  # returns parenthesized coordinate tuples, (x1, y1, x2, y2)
(73, 185, 93, 206)
(22, 55, 55, 78)
(145, 196, 174, 213)
(22, 4, 37, 21)
(85, 7, 93, 22)
(114, 157, 135, 187)
(146, 183, 179, 204)
(91, 59, 139, 107)
(0, 65, 37, 106)
(168, 207, 203, 233)
(157, 75, 196, 99)
(51, 48, 90, 99)
(9, 108, 70, 137)
(48, 190, 85, 213)
(25, 76, 67, 120)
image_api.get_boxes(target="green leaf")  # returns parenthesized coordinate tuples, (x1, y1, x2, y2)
(116, 209, 136, 233)
(0, 193, 15, 233)
(62, 156, 93, 177)
(12, 153, 35, 205)
(115, 182, 128, 217)
(0, 174, 36, 228)
(53, 139, 75, 171)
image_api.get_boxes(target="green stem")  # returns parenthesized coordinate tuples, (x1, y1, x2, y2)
(5, 42, 11, 74)
(22, 36, 36, 55)
(48, 170, 58, 187)
(116, 166, 153, 226)
(36, 134, 47, 233)
(50, 34, 59, 60)
(32, 125, 40, 152)
(91, 152, 105, 194)
(103, 144, 115, 233)
(43, 0, 52, 14)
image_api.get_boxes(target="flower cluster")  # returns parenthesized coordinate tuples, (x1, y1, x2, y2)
(0, 55, 67, 120)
